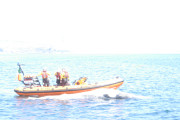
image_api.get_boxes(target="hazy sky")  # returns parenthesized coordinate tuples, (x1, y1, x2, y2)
(0, 0, 180, 54)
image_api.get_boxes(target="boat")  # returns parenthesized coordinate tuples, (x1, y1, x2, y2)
(14, 77, 124, 96)
(14, 63, 124, 96)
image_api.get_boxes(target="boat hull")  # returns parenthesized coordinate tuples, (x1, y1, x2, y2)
(14, 79, 124, 96)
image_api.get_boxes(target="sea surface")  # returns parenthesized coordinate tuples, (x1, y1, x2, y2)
(0, 54, 180, 120)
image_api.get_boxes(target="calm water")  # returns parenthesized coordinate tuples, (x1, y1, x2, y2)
(0, 54, 180, 120)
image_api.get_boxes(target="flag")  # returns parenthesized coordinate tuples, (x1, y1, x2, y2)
(18, 67, 22, 73)
(18, 74, 22, 81)
(17, 63, 24, 81)
(17, 63, 24, 75)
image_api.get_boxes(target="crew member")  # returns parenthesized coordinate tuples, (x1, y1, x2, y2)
(55, 69, 61, 86)
(38, 68, 50, 87)
(61, 68, 69, 86)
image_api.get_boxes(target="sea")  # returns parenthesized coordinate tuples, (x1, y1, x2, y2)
(0, 54, 180, 120)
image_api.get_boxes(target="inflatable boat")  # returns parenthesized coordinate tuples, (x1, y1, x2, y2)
(14, 77, 124, 96)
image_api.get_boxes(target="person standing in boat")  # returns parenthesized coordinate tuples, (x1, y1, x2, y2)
(61, 68, 69, 86)
(55, 68, 61, 86)
(38, 68, 50, 87)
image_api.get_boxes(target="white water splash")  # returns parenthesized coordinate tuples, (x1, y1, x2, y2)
(27, 88, 150, 100)
(102, 89, 150, 99)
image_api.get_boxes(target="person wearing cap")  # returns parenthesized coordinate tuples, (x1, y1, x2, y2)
(38, 68, 50, 86)
(55, 68, 61, 86)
